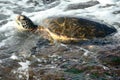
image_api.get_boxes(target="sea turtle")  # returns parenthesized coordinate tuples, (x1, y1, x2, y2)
(15, 15, 116, 43)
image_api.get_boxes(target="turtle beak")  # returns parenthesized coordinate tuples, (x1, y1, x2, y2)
(16, 15, 20, 21)
(16, 15, 23, 25)
(16, 16, 20, 25)
(16, 15, 25, 20)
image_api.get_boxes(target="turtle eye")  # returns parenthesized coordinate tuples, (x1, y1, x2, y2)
(17, 22, 20, 25)
(16, 21, 21, 25)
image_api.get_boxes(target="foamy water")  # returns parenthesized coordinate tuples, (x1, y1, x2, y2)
(0, 0, 120, 80)
(0, 0, 120, 51)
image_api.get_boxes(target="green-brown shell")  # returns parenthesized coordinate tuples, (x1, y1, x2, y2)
(42, 17, 116, 39)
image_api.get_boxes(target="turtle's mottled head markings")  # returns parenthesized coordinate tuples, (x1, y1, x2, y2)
(16, 15, 38, 31)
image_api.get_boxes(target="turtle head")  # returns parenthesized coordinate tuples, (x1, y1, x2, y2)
(16, 15, 38, 31)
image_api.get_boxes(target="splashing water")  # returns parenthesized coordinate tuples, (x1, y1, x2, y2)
(0, 0, 120, 80)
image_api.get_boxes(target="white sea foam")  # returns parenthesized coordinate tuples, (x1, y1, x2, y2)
(10, 54, 18, 60)
(0, 0, 120, 52)
(97, 0, 119, 5)
(0, 60, 2, 63)
(18, 61, 30, 70)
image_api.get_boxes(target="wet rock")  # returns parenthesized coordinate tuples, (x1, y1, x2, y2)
(113, 10, 120, 14)
(41, 73, 64, 80)
(97, 46, 120, 78)
(42, 0, 58, 4)
(0, 53, 11, 59)
(0, 20, 8, 25)
(113, 22, 120, 27)
(0, 1, 11, 4)
(42, 0, 60, 10)
(27, 0, 60, 8)
(99, 4, 116, 8)
(65, 1, 99, 10)
(98, 46, 120, 68)
(0, 59, 20, 80)
(0, 14, 9, 20)
(65, 68, 83, 74)
(64, 65, 116, 80)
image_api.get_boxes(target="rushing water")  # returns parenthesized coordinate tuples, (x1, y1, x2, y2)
(0, 0, 120, 80)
